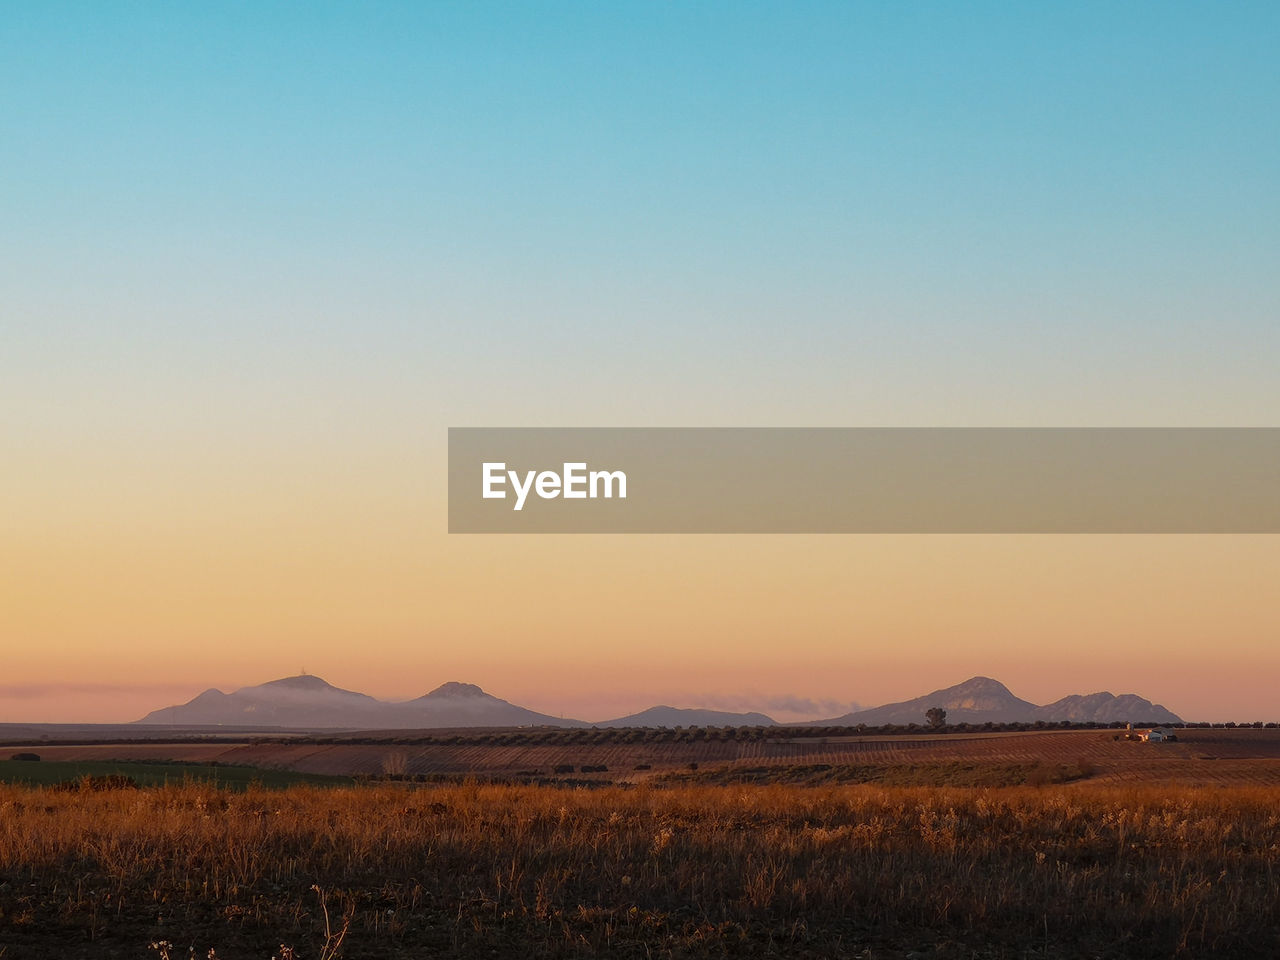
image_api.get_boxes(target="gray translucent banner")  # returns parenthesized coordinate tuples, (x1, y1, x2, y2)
(448, 428, 1280, 533)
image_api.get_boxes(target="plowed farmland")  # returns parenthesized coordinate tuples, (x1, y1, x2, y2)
(13, 728, 1280, 786)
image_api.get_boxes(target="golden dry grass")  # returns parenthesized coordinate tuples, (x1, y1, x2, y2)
(2, 780, 1278, 958)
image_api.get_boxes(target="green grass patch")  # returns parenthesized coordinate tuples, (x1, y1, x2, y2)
(0, 758, 350, 790)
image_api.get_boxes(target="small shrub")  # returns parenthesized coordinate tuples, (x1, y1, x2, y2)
(1025, 765, 1051, 787)
(53, 774, 138, 792)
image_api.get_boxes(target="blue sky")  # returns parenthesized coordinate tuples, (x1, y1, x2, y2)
(5, 3, 1276, 429)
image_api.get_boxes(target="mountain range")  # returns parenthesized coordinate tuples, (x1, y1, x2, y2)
(136, 674, 1182, 729)
(136, 676, 580, 729)
(817, 676, 1181, 726)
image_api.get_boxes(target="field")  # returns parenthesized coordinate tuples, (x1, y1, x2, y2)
(4, 730, 1280, 958)
(0, 759, 350, 791)
(3, 778, 1280, 959)
(12, 727, 1280, 787)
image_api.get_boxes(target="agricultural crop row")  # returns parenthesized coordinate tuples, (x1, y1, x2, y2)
(244, 718, 1264, 750)
(20, 729, 1280, 789)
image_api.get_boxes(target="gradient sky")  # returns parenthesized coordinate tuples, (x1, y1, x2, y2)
(2, 3, 1277, 723)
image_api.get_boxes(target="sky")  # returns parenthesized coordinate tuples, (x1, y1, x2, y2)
(2, 3, 1277, 723)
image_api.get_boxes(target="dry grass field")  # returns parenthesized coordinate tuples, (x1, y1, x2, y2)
(3, 776, 1280, 959)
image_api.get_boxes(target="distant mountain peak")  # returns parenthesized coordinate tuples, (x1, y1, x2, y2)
(136, 675, 582, 729)
(815, 675, 1180, 726)
(262, 674, 336, 691)
(599, 705, 778, 728)
(426, 682, 487, 699)
(1035, 690, 1180, 724)
(952, 676, 1015, 693)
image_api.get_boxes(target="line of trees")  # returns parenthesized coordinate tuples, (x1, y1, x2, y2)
(8, 720, 1274, 753)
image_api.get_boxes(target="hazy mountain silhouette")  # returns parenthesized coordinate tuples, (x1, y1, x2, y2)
(819, 677, 1036, 725)
(598, 706, 776, 728)
(137, 673, 1182, 730)
(136, 675, 583, 729)
(816, 676, 1182, 726)
(1033, 691, 1180, 724)
(136, 675, 387, 728)
(394, 682, 581, 728)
